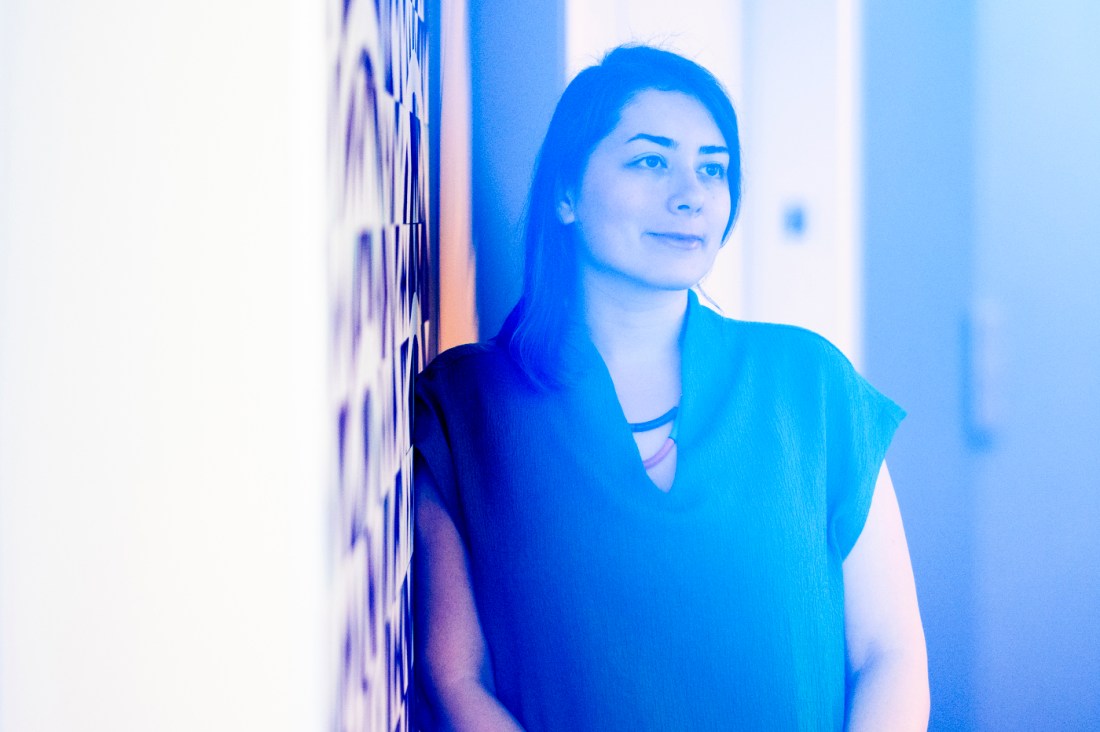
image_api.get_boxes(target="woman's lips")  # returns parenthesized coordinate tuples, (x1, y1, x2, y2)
(647, 232, 705, 248)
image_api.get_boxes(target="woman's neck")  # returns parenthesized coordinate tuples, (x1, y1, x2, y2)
(581, 273, 688, 374)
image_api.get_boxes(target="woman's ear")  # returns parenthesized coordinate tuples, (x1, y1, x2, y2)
(557, 191, 576, 225)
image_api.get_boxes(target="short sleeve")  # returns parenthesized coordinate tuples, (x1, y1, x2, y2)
(823, 347, 906, 559)
(412, 367, 464, 528)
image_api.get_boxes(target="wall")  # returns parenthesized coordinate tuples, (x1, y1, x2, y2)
(0, 1, 327, 730)
(862, 3, 978, 729)
(436, 0, 479, 350)
(1, 1, 445, 729)
(973, 1, 1100, 727)
(741, 0, 863, 361)
(865, 2, 1100, 729)
(469, 0, 565, 338)
(326, 0, 433, 729)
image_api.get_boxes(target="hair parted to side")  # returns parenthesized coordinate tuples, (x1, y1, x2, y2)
(503, 44, 742, 389)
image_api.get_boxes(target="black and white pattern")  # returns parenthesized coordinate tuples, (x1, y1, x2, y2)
(327, 0, 431, 729)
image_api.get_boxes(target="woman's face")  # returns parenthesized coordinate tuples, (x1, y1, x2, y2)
(559, 89, 732, 295)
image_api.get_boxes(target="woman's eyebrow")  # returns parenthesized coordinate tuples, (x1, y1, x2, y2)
(626, 133, 675, 147)
(625, 134, 728, 156)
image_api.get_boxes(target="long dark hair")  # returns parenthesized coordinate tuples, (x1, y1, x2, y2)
(504, 45, 742, 389)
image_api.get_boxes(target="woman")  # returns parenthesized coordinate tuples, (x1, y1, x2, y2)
(414, 45, 928, 731)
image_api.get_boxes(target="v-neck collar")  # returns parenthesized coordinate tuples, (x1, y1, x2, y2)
(568, 289, 723, 510)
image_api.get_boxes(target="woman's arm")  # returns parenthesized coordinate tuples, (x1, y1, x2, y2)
(414, 458, 524, 732)
(842, 462, 930, 731)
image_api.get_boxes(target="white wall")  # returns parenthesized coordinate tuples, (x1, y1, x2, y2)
(0, 2, 327, 730)
(741, 0, 862, 363)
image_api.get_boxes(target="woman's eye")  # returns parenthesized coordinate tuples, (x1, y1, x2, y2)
(635, 155, 665, 170)
(701, 162, 726, 179)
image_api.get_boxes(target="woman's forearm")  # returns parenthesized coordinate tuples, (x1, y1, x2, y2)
(432, 677, 525, 732)
(846, 649, 930, 732)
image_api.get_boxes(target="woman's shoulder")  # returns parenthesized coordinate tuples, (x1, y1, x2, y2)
(420, 338, 508, 379)
(695, 302, 848, 369)
(417, 337, 531, 396)
(745, 319, 845, 359)
(422, 339, 500, 370)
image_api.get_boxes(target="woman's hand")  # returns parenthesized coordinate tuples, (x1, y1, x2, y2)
(414, 458, 525, 731)
(842, 462, 930, 731)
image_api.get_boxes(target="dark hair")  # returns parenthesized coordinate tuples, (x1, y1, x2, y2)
(504, 44, 742, 389)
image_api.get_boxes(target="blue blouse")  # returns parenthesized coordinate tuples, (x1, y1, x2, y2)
(414, 291, 904, 731)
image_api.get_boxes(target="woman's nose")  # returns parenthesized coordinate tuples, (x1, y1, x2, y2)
(668, 169, 705, 214)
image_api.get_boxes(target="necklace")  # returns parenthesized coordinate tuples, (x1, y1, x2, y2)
(628, 405, 678, 432)
(641, 415, 679, 470)
(628, 405, 680, 470)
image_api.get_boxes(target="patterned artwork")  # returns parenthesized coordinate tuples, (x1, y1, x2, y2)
(327, 0, 432, 730)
